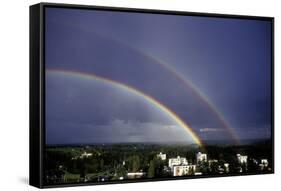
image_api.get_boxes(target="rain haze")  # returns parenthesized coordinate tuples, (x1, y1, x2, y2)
(45, 7, 272, 145)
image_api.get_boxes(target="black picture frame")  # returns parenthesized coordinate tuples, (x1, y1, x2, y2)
(30, 2, 274, 188)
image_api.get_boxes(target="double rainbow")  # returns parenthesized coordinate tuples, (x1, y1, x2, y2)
(46, 20, 240, 145)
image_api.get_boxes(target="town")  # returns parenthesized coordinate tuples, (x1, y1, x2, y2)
(44, 141, 272, 184)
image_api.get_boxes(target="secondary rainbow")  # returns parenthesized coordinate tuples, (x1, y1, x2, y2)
(47, 69, 204, 147)
(89, 32, 240, 144)
(139, 52, 241, 144)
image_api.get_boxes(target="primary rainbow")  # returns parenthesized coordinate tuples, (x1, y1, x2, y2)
(47, 69, 204, 147)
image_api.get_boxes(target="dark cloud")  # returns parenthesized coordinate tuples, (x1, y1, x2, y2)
(45, 7, 272, 144)
(46, 73, 192, 144)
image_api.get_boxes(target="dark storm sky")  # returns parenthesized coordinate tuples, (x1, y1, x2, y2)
(45, 7, 272, 145)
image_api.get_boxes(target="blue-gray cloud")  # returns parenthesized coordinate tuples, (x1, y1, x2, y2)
(45, 7, 272, 144)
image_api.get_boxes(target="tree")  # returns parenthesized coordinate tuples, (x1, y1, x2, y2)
(100, 158, 104, 171)
(148, 160, 155, 178)
(118, 165, 127, 177)
(210, 162, 220, 174)
(188, 166, 195, 175)
(154, 158, 165, 177)
(198, 161, 209, 174)
(77, 158, 86, 179)
(132, 155, 140, 172)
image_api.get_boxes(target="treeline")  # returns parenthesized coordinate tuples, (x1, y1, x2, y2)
(44, 142, 272, 184)
(44, 144, 172, 183)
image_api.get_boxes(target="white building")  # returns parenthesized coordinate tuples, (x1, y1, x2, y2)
(72, 151, 93, 159)
(237, 154, 247, 164)
(168, 156, 188, 170)
(261, 159, 268, 167)
(157, 152, 166, 160)
(173, 165, 196, 176)
(224, 163, 230, 173)
(196, 152, 207, 163)
(127, 172, 146, 179)
(80, 151, 93, 158)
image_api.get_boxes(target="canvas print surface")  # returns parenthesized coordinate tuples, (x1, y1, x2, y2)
(44, 7, 273, 185)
